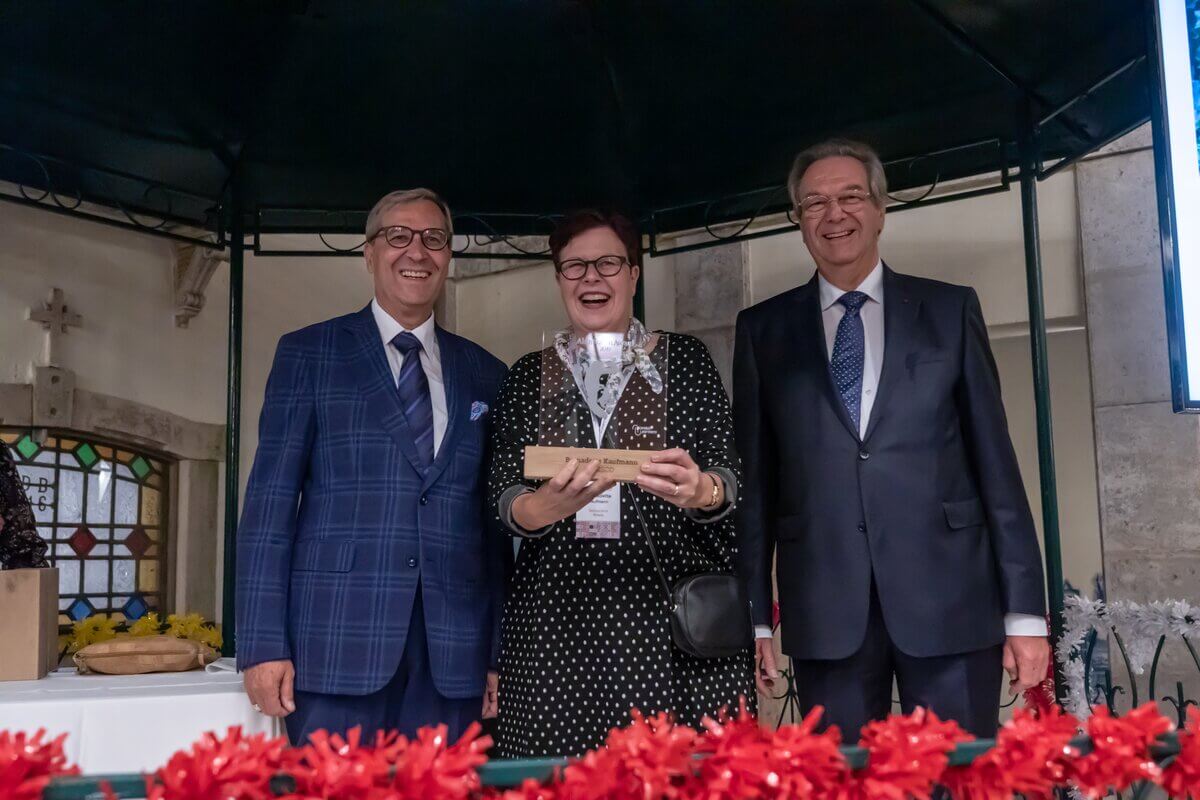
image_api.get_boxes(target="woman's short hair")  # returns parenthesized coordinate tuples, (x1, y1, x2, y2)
(549, 210, 642, 268)
(365, 188, 455, 240)
(787, 139, 888, 208)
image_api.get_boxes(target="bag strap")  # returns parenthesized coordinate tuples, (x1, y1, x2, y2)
(602, 429, 674, 608)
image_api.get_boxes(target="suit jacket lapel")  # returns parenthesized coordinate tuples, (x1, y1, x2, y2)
(863, 265, 920, 442)
(346, 305, 426, 476)
(795, 277, 860, 441)
(422, 327, 464, 490)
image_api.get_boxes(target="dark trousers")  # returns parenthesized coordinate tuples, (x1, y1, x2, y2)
(286, 588, 482, 746)
(791, 584, 1004, 740)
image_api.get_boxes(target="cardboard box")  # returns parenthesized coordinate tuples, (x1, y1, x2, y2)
(0, 568, 59, 681)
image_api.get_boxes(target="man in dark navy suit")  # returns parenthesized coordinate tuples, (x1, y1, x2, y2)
(236, 188, 508, 744)
(733, 140, 1049, 738)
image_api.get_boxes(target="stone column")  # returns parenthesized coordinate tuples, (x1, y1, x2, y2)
(435, 272, 459, 333)
(1077, 126, 1200, 699)
(672, 241, 750, 392)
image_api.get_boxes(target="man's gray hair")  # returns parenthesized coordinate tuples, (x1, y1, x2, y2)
(365, 188, 455, 240)
(787, 139, 888, 208)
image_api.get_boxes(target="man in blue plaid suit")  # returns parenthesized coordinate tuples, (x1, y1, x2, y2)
(236, 188, 509, 744)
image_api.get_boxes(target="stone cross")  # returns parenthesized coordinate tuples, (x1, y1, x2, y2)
(28, 287, 82, 366)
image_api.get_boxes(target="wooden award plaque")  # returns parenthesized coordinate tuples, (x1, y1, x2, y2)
(523, 445, 654, 482)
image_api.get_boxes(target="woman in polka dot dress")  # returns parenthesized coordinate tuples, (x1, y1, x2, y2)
(489, 210, 755, 758)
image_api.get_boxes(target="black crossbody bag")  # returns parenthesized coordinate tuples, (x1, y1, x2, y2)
(626, 485, 754, 658)
(595, 376, 753, 657)
(604, 430, 754, 659)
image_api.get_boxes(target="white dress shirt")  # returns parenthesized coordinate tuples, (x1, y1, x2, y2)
(819, 261, 885, 439)
(371, 299, 448, 457)
(753, 262, 1046, 640)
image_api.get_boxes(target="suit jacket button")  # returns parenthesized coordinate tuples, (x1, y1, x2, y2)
(857, 522, 867, 533)
(858, 450, 870, 461)
(407, 557, 418, 568)
(420, 495, 429, 505)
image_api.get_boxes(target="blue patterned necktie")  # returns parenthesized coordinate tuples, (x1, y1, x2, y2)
(391, 332, 434, 470)
(831, 291, 869, 433)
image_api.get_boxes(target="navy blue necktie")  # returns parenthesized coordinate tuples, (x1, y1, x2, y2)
(391, 332, 434, 470)
(831, 291, 869, 432)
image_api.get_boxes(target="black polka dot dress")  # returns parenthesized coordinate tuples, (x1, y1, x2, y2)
(488, 333, 755, 758)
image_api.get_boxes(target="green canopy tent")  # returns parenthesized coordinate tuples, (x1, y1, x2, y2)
(0, 0, 1162, 700)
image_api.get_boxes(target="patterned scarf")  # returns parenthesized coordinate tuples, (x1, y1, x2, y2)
(554, 317, 663, 419)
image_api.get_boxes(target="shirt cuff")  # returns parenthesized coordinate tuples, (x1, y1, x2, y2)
(754, 624, 774, 639)
(236, 648, 292, 673)
(683, 467, 738, 524)
(1004, 612, 1048, 637)
(497, 485, 553, 538)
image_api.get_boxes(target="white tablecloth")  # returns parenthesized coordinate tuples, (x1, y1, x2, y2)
(0, 661, 281, 773)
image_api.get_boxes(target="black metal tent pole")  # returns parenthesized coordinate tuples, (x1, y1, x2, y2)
(1018, 103, 1067, 701)
(221, 193, 245, 658)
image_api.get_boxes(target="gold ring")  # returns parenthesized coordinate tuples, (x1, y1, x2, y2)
(672, 483, 679, 496)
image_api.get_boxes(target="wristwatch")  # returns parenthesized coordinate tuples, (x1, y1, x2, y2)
(702, 473, 721, 510)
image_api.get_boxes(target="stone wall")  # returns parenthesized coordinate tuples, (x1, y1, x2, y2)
(671, 241, 749, 392)
(1077, 126, 1200, 703)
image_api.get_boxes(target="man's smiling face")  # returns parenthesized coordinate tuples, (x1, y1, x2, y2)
(796, 155, 885, 276)
(364, 199, 451, 325)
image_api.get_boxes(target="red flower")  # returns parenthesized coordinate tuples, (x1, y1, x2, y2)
(144, 726, 286, 800)
(0, 729, 78, 800)
(383, 722, 491, 800)
(282, 727, 403, 799)
(558, 711, 697, 800)
(694, 704, 847, 800)
(1068, 704, 1172, 798)
(1161, 707, 1200, 800)
(941, 705, 1079, 800)
(771, 603, 781, 630)
(840, 708, 972, 800)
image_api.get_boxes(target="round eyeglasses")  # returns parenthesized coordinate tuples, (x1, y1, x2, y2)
(370, 225, 451, 251)
(555, 255, 630, 280)
(797, 190, 874, 218)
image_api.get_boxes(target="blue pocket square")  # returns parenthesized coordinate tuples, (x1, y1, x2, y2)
(470, 401, 489, 421)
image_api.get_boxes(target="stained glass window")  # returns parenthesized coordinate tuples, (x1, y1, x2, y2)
(0, 428, 168, 628)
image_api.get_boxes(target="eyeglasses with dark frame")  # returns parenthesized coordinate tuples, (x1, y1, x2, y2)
(369, 225, 451, 251)
(554, 255, 631, 281)
(797, 189, 875, 218)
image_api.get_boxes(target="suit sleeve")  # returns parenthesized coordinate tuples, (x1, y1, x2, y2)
(481, 358, 514, 668)
(956, 289, 1047, 618)
(732, 312, 777, 628)
(488, 354, 549, 538)
(235, 336, 315, 671)
(674, 335, 742, 564)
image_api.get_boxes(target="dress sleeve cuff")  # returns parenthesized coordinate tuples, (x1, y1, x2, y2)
(498, 485, 553, 538)
(1004, 612, 1049, 636)
(683, 467, 738, 524)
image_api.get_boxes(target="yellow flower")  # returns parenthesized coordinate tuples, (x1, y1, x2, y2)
(128, 613, 162, 637)
(165, 612, 222, 649)
(166, 612, 206, 641)
(196, 625, 223, 651)
(70, 615, 118, 651)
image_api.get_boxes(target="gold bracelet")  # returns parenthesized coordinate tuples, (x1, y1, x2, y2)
(703, 473, 721, 510)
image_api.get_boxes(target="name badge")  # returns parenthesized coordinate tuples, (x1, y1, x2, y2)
(576, 484, 621, 540)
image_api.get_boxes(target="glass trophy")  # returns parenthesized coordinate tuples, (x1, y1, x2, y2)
(523, 329, 670, 482)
